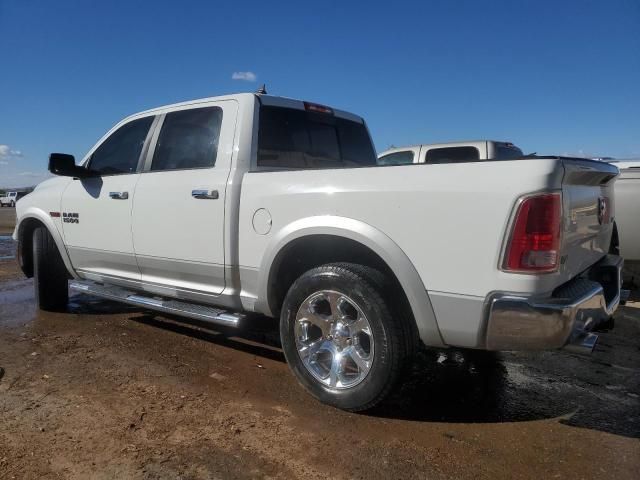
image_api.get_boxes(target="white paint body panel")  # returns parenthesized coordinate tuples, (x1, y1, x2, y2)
(237, 159, 615, 347)
(611, 160, 640, 261)
(240, 160, 572, 297)
(61, 174, 142, 280)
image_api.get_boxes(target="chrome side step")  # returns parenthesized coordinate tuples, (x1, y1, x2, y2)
(70, 280, 244, 328)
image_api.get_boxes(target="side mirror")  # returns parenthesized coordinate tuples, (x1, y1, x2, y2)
(48, 153, 95, 178)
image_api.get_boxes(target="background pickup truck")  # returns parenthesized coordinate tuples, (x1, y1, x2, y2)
(13, 93, 623, 411)
(377, 140, 524, 165)
(0, 191, 27, 207)
(609, 159, 640, 281)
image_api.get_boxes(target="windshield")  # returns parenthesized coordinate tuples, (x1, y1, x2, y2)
(257, 106, 377, 169)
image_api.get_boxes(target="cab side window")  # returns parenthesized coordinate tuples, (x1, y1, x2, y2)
(89, 117, 154, 175)
(377, 151, 414, 166)
(151, 107, 223, 171)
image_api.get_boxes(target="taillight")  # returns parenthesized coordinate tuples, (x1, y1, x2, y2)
(503, 192, 562, 273)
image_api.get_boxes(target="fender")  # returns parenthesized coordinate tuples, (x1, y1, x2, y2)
(255, 215, 445, 347)
(15, 207, 79, 279)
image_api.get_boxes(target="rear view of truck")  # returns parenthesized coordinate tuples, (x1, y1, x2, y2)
(485, 157, 622, 354)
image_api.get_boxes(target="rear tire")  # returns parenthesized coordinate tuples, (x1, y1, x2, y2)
(33, 226, 69, 311)
(280, 263, 409, 411)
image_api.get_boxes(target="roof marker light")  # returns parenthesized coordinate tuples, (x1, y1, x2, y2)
(304, 102, 334, 115)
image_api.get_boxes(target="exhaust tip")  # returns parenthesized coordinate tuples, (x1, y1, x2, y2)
(565, 332, 598, 355)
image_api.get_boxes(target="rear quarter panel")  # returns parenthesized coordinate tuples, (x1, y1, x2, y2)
(239, 159, 568, 300)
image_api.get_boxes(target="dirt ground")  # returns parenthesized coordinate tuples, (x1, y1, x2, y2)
(0, 210, 639, 479)
(0, 207, 16, 236)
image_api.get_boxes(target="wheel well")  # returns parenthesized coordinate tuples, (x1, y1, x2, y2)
(17, 217, 47, 278)
(267, 234, 417, 336)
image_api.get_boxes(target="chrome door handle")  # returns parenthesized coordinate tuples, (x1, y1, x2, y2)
(192, 189, 219, 200)
(109, 191, 129, 200)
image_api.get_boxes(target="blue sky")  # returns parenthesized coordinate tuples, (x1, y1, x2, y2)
(1, 0, 639, 187)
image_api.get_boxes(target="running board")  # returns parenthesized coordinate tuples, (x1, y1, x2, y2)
(69, 280, 244, 328)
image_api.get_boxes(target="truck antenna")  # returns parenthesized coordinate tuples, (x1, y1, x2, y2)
(256, 84, 267, 95)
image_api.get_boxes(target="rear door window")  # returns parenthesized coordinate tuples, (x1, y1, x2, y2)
(377, 151, 415, 166)
(425, 147, 480, 164)
(151, 107, 223, 171)
(257, 106, 376, 169)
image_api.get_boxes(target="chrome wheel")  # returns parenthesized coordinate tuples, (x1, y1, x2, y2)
(294, 290, 374, 389)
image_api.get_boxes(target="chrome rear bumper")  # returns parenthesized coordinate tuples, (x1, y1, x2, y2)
(485, 254, 623, 352)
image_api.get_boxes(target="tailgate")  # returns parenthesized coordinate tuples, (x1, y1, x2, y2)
(561, 158, 619, 278)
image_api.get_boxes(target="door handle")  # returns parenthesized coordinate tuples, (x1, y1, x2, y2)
(109, 191, 129, 200)
(192, 189, 219, 200)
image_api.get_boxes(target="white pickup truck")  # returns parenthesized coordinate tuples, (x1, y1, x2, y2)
(13, 93, 623, 411)
(611, 159, 640, 262)
(0, 191, 27, 207)
(377, 140, 524, 165)
(610, 159, 640, 279)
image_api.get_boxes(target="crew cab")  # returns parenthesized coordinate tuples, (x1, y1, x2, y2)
(13, 93, 623, 411)
(378, 140, 524, 165)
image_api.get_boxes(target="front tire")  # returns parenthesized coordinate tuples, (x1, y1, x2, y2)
(280, 263, 408, 411)
(33, 226, 69, 311)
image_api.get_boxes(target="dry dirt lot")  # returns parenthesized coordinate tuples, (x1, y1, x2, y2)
(0, 208, 639, 479)
(0, 207, 16, 236)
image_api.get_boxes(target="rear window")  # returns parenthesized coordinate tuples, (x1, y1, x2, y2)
(257, 106, 376, 169)
(495, 143, 524, 160)
(425, 146, 480, 164)
(378, 151, 414, 166)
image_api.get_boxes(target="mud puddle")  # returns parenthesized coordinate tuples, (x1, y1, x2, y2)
(0, 235, 15, 260)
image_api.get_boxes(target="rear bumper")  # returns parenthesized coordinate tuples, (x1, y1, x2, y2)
(485, 254, 623, 351)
